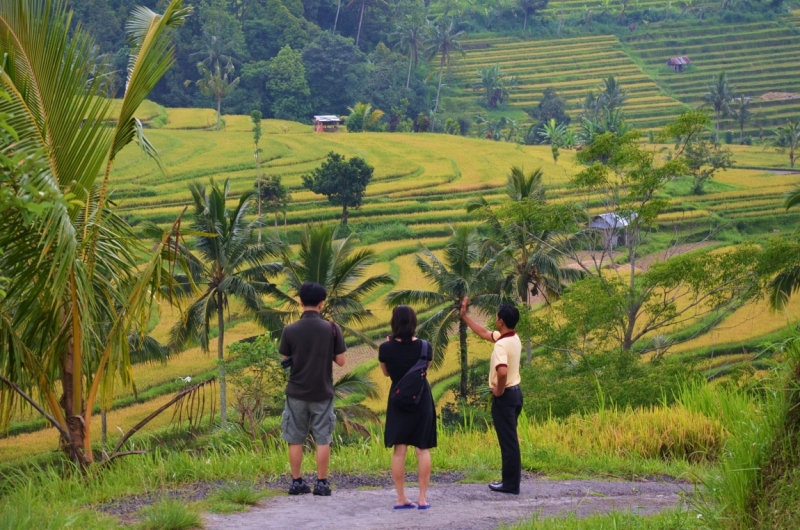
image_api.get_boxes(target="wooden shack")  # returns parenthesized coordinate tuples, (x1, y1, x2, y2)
(666, 56, 691, 72)
(589, 212, 637, 248)
(313, 115, 341, 132)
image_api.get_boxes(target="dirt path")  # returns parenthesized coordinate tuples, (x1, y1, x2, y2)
(204, 478, 689, 530)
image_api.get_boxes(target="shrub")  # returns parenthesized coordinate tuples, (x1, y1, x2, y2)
(226, 336, 287, 441)
(519, 350, 700, 420)
(358, 222, 414, 245)
(724, 131, 735, 144)
(138, 499, 202, 530)
(212, 482, 263, 506)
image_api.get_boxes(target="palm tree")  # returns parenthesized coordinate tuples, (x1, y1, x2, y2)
(261, 224, 395, 346)
(392, 14, 427, 89)
(425, 19, 466, 127)
(768, 179, 800, 309)
(704, 72, 734, 143)
(538, 119, 568, 163)
(732, 94, 751, 144)
(386, 226, 507, 398)
(189, 59, 240, 130)
(167, 179, 283, 425)
(0, 0, 189, 465)
(190, 23, 237, 70)
(466, 168, 581, 362)
(473, 64, 519, 108)
(598, 75, 627, 112)
(773, 120, 800, 169)
(346, 102, 385, 132)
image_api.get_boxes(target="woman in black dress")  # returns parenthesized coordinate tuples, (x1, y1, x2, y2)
(379, 305, 436, 510)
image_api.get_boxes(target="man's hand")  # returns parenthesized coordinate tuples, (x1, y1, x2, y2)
(460, 296, 469, 318)
(491, 383, 504, 397)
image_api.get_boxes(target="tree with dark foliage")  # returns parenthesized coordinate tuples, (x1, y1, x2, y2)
(303, 152, 373, 225)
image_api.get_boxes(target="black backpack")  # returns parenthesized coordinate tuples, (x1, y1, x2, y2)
(390, 340, 431, 412)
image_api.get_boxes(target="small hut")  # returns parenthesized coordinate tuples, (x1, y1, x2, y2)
(313, 115, 341, 133)
(666, 56, 691, 72)
(589, 212, 637, 248)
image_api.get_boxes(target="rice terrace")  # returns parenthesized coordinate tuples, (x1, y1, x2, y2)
(3, 0, 800, 528)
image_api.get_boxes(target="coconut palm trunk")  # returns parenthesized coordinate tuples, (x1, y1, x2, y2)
(406, 51, 413, 89)
(216, 96, 222, 130)
(435, 56, 445, 113)
(217, 291, 227, 425)
(333, 0, 342, 32)
(459, 319, 468, 398)
(356, 0, 366, 46)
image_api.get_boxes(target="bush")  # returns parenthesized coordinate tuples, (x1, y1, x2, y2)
(212, 482, 263, 506)
(724, 130, 735, 144)
(138, 499, 202, 530)
(519, 350, 699, 420)
(741, 136, 753, 145)
(226, 335, 287, 440)
(358, 222, 414, 245)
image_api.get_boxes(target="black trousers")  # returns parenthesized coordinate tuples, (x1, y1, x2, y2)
(491, 385, 523, 489)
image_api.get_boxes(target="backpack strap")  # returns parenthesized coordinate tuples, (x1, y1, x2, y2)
(419, 339, 430, 361)
(329, 321, 338, 358)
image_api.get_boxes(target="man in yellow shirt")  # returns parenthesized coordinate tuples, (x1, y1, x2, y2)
(460, 297, 523, 495)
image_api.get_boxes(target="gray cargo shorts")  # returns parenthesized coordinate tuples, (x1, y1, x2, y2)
(281, 397, 336, 445)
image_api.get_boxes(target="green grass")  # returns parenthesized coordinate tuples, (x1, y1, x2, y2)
(137, 498, 203, 530)
(508, 509, 701, 529)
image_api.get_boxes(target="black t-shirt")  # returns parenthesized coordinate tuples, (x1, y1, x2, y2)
(378, 339, 433, 384)
(279, 311, 346, 402)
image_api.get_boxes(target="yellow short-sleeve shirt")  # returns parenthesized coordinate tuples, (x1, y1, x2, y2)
(489, 330, 522, 389)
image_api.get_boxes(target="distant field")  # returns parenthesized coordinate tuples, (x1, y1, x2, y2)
(1, 91, 799, 461)
(451, 34, 685, 131)
(624, 20, 800, 135)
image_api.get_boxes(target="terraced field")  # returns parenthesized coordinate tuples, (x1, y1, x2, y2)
(624, 20, 800, 135)
(1, 106, 799, 462)
(452, 34, 686, 131)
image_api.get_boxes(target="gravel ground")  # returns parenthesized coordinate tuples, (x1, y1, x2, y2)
(204, 477, 691, 530)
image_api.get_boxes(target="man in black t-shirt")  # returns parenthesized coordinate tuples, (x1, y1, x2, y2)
(279, 282, 346, 496)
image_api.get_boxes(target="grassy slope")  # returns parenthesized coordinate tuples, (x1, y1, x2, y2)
(623, 20, 800, 135)
(2, 90, 799, 460)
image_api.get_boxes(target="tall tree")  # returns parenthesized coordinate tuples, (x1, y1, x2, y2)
(466, 167, 580, 361)
(260, 224, 394, 345)
(387, 226, 507, 398)
(392, 13, 427, 89)
(346, 0, 388, 47)
(251, 110, 264, 242)
(425, 19, 466, 127)
(265, 45, 311, 121)
(773, 120, 800, 169)
(167, 180, 283, 426)
(189, 59, 240, 130)
(256, 175, 291, 235)
(732, 94, 751, 144)
(0, 0, 190, 465)
(302, 152, 373, 225)
(704, 72, 734, 144)
(517, 0, 548, 32)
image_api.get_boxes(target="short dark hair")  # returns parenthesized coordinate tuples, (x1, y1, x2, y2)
(497, 304, 519, 329)
(390, 305, 417, 342)
(299, 282, 327, 307)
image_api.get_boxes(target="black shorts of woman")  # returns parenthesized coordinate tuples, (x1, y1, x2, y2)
(378, 305, 437, 510)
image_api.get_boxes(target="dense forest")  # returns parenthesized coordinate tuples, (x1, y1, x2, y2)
(72, 0, 787, 125)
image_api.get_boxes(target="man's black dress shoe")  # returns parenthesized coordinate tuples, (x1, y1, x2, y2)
(488, 481, 520, 495)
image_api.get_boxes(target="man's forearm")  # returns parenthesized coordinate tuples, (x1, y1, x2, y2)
(463, 312, 493, 341)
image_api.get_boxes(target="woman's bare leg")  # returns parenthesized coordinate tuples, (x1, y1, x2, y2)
(392, 445, 411, 505)
(415, 448, 431, 506)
